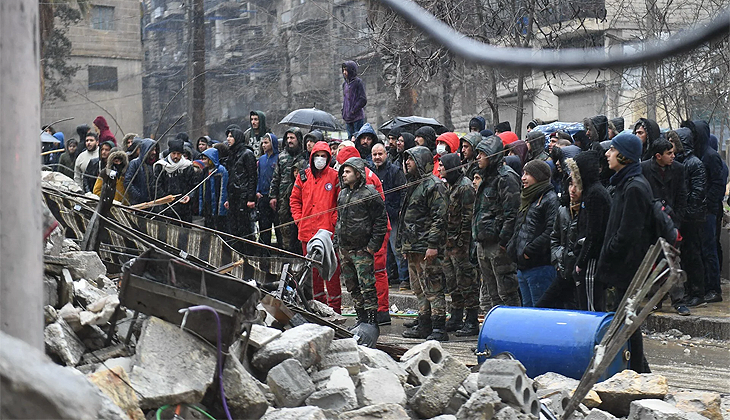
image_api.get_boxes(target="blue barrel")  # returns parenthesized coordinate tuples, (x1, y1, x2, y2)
(477, 306, 629, 381)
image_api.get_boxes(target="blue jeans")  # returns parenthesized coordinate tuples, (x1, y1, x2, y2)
(517, 265, 557, 307)
(387, 219, 409, 283)
(346, 119, 364, 141)
(703, 213, 721, 294)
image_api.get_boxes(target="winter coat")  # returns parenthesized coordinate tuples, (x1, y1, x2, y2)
(199, 148, 228, 217)
(507, 185, 559, 270)
(84, 157, 103, 193)
(269, 128, 308, 217)
(355, 122, 379, 166)
(226, 127, 258, 209)
(74, 148, 99, 188)
(290, 141, 340, 242)
(526, 131, 549, 162)
(395, 132, 417, 170)
(634, 118, 661, 161)
(93, 150, 129, 205)
(257, 133, 279, 197)
(153, 155, 197, 221)
(341, 61, 367, 123)
(124, 139, 158, 205)
(472, 136, 521, 247)
(93, 116, 117, 146)
(414, 126, 437, 153)
(675, 127, 707, 222)
(550, 205, 579, 279)
(641, 159, 687, 227)
(335, 158, 387, 252)
(683, 120, 725, 216)
(460, 132, 483, 180)
(373, 159, 407, 224)
(396, 146, 448, 254)
(244, 111, 268, 159)
(597, 163, 654, 289)
(441, 153, 474, 249)
(582, 115, 609, 151)
(58, 141, 79, 179)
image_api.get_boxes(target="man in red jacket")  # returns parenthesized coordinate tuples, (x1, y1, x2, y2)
(291, 137, 342, 313)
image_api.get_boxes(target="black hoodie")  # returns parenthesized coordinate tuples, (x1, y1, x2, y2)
(226, 127, 258, 207)
(582, 115, 609, 151)
(634, 118, 661, 161)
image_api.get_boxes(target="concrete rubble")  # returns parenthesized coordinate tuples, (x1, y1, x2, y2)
(593, 370, 669, 417)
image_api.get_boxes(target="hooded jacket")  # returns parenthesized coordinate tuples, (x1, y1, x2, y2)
(269, 127, 308, 217)
(682, 120, 725, 216)
(245, 111, 268, 159)
(469, 116, 486, 133)
(634, 118, 661, 161)
(434, 132, 460, 176)
(526, 131, 549, 161)
(93, 149, 130, 205)
(507, 140, 528, 166)
(257, 133, 279, 196)
(414, 126, 437, 153)
(498, 131, 519, 146)
(199, 147, 228, 217)
(441, 153, 475, 249)
(58, 139, 79, 179)
(674, 127, 707, 221)
(472, 136, 521, 246)
(290, 141, 340, 242)
(84, 140, 115, 193)
(153, 148, 196, 221)
(226, 126, 258, 208)
(93, 116, 117, 146)
(460, 132, 483, 180)
(582, 115, 609, 151)
(124, 139, 158, 204)
(396, 146, 447, 253)
(341, 61, 367, 123)
(335, 157, 387, 252)
(355, 122, 379, 166)
(395, 132, 417, 170)
(641, 153, 687, 227)
(338, 145, 392, 233)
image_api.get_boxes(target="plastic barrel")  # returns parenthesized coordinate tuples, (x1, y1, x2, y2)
(477, 306, 629, 381)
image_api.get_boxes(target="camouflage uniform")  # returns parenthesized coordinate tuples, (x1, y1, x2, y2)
(396, 146, 448, 317)
(460, 132, 484, 180)
(472, 136, 522, 310)
(269, 128, 308, 253)
(335, 158, 387, 311)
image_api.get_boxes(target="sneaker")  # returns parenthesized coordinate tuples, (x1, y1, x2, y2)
(399, 281, 410, 292)
(376, 311, 391, 326)
(674, 305, 690, 316)
(704, 291, 723, 303)
(683, 296, 706, 307)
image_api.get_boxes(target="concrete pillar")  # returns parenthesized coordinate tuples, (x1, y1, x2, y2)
(0, 0, 44, 350)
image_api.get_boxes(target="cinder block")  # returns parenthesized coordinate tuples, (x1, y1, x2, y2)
(477, 358, 539, 417)
(267, 358, 315, 408)
(409, 355, 471, 418)
(399, 340, 446, 385)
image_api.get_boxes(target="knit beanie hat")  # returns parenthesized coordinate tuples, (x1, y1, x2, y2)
(523, 160, 552, 182)
(168, 139, 184, 154)
(495, 121, 512, 133)
(610, 132, 642, 163)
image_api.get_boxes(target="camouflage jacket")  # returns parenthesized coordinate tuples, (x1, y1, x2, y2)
(269, 149, 307, 213)
(445, 175, 475, 248)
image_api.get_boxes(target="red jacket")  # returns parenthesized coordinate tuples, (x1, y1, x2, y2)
(291, 141, 340, 242)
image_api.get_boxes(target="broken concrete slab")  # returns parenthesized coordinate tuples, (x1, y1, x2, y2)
(665, 390, 722, 420)
(534, 372, 602, 408)
(339, 403, 410, 419)
(267, 358, 316, 408)
(129, 316, 217, 409)
(87, 366, 145, 420)
(249, 324, 283, 349)
(80, 344, 131, 366)
(540, 389, 572, 419)
(455, 385, 501, 420)
(326, 367, 356, 394)
(400, 340, 446, 386)
(44, 305, 58, 325)
(306, 387, 358, 412)
(593, 370, 669, 417)
(357, 345, 408, 384)
(584, 408, 619, 420)
(44, 274, 59, 308)
(222, 353, 270, 419)
(60, 268, 75, 307)
(628, 399, 692, 420)
(409, 355, 471, 418)
(94, 357, 133, 374)
(319, 338, 360, 375)
(356, 368, 407, 407)
(252, 323, 335, 372)
(261, 406, 327, 420)
(44, 318, 86, 366)
(79, 295, 120, 327)
(311, 367, 339, 390)
(58, 302, 83, 331)
(73, 278, 108, 307)
(477, 358, 539, 417)
(61, 251, 107, 282)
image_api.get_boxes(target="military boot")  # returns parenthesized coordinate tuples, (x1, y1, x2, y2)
(403, 317, 419, 328)
(352, 309, 380, 348)
(455, 308, 480, 337)
(427, 315, 449, 341)
(402, 314, 432, 339)
(348, 307, 366, 332)
(445, 308, 463, 332)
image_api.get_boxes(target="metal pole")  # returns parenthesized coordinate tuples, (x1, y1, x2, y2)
(0, 0, 44, 349)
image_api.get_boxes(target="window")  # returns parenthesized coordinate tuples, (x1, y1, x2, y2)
(88, 66, 118, 91)
(91, 5, 115, 30)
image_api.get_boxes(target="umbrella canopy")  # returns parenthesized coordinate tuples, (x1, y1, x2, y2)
(279, 108, 343, 131)
(41, 131, 60, 144)
(378, 116, 447, 136)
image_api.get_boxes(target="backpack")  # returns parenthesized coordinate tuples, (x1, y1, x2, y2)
(651, 199, 682, 247)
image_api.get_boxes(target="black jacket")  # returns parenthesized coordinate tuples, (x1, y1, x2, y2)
(550, 205, 579, 280)
(641, 159, 687, 227)
(507, 187, 559, 269)
(153, 158, 197, 221)
(226, 127, 258, 209)
(83, 157, 103, 193)
(635, 118, 661, 161)
(674, 127, 707, 222)
(373, 160, 407, 224)
(683, 120, 725, 216)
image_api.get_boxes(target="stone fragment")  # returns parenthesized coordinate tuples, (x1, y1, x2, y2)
(222, 354, 270, 419)
(319, 338, 360, 375)
(42, 170, 83, 193)
(129, 316, 217, 409)
(252, 323, 335, 372)
(79, 295, 120, 326)
(584, 408, 619, 420)
(534, 372, 602, 408)
(60, 268, 75, 307)
(261, 406, 327, 420)
(44, 274, 59, 308)
(44, 305, 58, 325)
(339, 403, 410, 419)
(358, 345, 408, 384)
(306, 387, 358, 412)
(61, 251, 107, 281)
(267, 358, 316, 407)
(58, 302, 83, 331)
(432, 416, 458, 420)
(478, 358, 539, 417)
(249, 324, 282, 349)
(493, 405, 525, 420)
(80, 343, 131, 366)
(593, 370, 668, 417)
(94, 357, 133, 374)
(356, 368, 407, 407)
(410, 355, 470, 418)
(326, 367, 356, 394)
(400, 340, 447, 385)
(665, 390, 722, 420)
(44, 318, 85, 366)
(540, 389, 572, 418)
(311, 367, 338, 390)
(73, 278, 108, 307)
(63, 238, 81, 252)
(628, 399, 691, 420)
(87, 366, 145, 420)
(456, 385, 501, 420)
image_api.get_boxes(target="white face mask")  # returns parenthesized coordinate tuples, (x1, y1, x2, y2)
(436, 144, 448, 155)
(313, 156, 327, 170)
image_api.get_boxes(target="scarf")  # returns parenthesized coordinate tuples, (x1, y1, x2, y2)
(155, 155, 192, 174)
(609, 162, 642, 187)
(520, 179, 553, 213)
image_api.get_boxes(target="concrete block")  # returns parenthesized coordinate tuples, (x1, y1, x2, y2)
(628, 399, 691, 420)
(61, 250, 107, 281)
(87, 366, 145, 420)
(477, 358, 539, 417)
(585, 408, 619, 420)
(540, 389, 572, 418)
(311, 367, 339, 390)
(339, 403, 410, 419)
(319, 338, 360, 375)
(399, 340, 447, 385)
(410, 355, 471, 418)
(358, 345, 408, 384)
(306, 387, 358, 412)
(44, 274, 59, 308)
(326, 367, 356, 394)
(252, 323, 335, 372)
(44, 318, 85, 366)
(249, 324, 283, 349)
(60, 268, 75, 307)
(73, 278, 108, 307)
(456, 385, 501, 420)
(261, 406, 327, 420)
(593, 370, 668, 417)
(534, 372, 602, 408)
(267, 358, 316, 408)
(665, 390, 722, 420)
(129, 317, 217, 409)
(356, 368, 407, 407)
(223, 354, 270, 419)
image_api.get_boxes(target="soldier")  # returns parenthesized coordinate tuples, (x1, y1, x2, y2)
(269, 127, 308, 253)
(398, 146, 449, 341)
(335, 157, 387, 347)
(460, 132, 483, 180)
(472, 135, 522, 310)
(438, 153, 480, 336)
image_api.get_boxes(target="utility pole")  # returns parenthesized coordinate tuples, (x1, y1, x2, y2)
(1, 0, 44, 350)
(187, 0, 206, 140)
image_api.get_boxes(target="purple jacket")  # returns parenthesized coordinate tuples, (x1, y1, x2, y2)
(341, 61, 367, 123)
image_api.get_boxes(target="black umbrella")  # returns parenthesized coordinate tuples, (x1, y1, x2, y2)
(279, 108, 343, 131)
(379, 116, 447, 136)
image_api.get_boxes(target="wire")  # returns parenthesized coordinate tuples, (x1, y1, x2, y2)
(376, 0, 730, 70)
